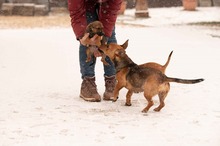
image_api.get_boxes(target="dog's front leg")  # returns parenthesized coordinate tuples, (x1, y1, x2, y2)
(125, 90, 133, 106)
(113, 82, 124, 102)
(101, 54, 109, 66)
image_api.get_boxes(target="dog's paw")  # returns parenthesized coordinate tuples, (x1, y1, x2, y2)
(125, 103, 132, 106)
(153, 108, 161, 112)
(101, 57, 109, 66)
(112, 97, 119, 102)
(103, 62, 110, 66)
(141, 109, 148, 113)
(86, 58, 91, 62)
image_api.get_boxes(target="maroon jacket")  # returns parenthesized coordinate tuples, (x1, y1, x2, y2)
(68, 0, 122, 40)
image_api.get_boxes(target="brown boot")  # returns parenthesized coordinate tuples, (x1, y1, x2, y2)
(103, 75, 116, 101)
(80, 76, 101, 102)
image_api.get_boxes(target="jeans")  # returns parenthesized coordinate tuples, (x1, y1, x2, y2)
(79, 11, 117, 79)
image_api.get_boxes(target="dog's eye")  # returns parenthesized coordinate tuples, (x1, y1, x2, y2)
(115, 50, 125, 56)
(120, 52, 124, 55)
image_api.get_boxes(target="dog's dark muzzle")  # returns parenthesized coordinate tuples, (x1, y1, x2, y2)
(97, 31, 104, 36)
(89, 31, 104, 38)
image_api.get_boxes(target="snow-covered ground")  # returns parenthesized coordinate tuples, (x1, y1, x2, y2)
(0, 7, 220, 146)
(118, 7, 220, 26)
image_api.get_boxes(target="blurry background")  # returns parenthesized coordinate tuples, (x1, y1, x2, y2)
(0, 0, 220, 17)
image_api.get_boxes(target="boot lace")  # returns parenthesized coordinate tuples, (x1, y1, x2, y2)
(105, 78, 116, 92)
(83, 78, 98, 94)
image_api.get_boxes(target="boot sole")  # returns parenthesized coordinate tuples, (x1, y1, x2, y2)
(103, 97, 115, 101)
(80, 94, 101, 102)
(103, 92, 115, 101)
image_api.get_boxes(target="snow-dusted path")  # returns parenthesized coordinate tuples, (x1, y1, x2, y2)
(0, 7, 220, 146)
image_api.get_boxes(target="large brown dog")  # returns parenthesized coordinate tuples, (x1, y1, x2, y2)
(99, 40, 173, 102)
(84, 21, 108, 65)
(99, 40, 204, 113)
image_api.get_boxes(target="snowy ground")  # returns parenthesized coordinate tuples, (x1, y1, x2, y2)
(0, 7, 220, 146)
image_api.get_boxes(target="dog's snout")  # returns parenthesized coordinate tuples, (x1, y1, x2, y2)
(97, 31, 104, 36)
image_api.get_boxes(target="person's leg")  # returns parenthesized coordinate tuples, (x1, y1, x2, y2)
(79, 11, 101, 102)
(107, 27, 117, 44)
(79, 44, 96, 79)
(103, 27, 117, 100)
(103, 26, 117, 77)
(79, 11, 99, 79)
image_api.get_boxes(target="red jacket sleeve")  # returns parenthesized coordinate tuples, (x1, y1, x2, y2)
(99, 0, 122, 37)
(68, 0, 122, 39)
(68, 0, 87, 40)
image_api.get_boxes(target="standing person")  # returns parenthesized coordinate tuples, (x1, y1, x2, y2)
(68, 0, 122, 102)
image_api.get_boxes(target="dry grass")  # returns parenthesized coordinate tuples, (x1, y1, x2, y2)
(0, 15, 71, 29)
(189, 21, 220, 27)
(1, 7, 219, 29)
(0, 8, 71, 29)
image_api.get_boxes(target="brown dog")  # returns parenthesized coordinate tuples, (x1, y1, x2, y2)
(84, 21, 108, 65)
(99, 40, 204, 113)
(98, 41, 173, 101)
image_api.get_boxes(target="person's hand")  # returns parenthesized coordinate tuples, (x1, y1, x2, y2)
(80, 33, 100, 46)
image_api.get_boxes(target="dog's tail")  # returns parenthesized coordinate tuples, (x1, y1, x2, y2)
(163, 51, 173, 68)
(165, 77, 204, 84)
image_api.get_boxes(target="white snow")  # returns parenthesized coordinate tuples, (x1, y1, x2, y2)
(118, 7, 220, 27)
(0, 7, 220, 146)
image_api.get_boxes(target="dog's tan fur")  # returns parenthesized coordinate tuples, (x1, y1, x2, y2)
(139, 51, 173, 74)
(99, 40, 204, 113)
(84, 21, 108, 65)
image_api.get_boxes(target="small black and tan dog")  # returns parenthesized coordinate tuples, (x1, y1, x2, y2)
(99, 40, 204, 113)
(84, 21, 108, 65)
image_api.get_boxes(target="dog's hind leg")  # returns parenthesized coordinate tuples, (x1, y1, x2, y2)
(142, 80, 158, 112)
(86, 48, 92, 62)
(154, 92, 167, 112)
(154, 84, 170, 112)
(125, 90, 133, 106)
(142, 94, 154, 113)
(142, 97, 154, 113)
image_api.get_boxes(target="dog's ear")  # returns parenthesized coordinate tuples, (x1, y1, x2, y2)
(88, 27, 94, 34)
(121, 39, 129, 50)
